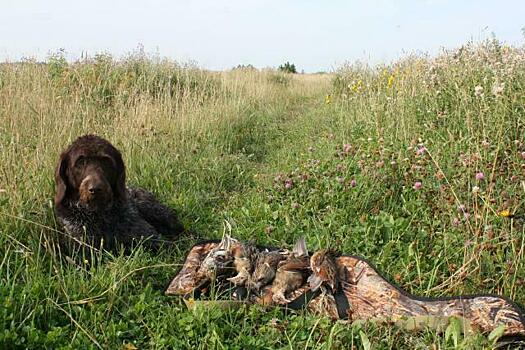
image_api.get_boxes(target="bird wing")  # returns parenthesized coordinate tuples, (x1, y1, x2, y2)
(278, 257, 309, 271)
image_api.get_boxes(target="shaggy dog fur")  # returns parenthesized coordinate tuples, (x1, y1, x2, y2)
(54, 134, 184, 252)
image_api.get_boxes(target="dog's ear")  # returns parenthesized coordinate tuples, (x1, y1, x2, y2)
(54, 152, 69, 206)
(113, 149, 127, 203)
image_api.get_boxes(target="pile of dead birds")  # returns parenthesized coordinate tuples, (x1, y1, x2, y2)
(171, 236, 525, 347)
(194, 235, 336, 305)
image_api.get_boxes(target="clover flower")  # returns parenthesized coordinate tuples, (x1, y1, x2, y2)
(474, 85, 484, 97)
(416, 146, 427, 156)
(491, 82, 504, 97)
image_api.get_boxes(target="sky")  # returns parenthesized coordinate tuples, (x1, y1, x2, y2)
(0, 0, 524, 72)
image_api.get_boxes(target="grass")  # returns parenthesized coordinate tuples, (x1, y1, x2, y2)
(1, 39, 525, 349)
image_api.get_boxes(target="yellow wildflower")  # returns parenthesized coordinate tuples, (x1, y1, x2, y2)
(351, 80, 363, 93)
(387, 75, 394, 88)
(498, 210, 513, 218)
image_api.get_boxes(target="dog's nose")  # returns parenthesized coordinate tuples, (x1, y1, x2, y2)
(88, 185, 101, 194)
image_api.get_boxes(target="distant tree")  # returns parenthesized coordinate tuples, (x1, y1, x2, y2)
(278, 61, 297, 74)
(233, 64, 256, 71)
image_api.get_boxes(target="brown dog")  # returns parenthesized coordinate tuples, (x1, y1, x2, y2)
(54, 134, 184, 253)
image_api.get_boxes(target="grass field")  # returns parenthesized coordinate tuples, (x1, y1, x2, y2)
(1, 40, 525, 349)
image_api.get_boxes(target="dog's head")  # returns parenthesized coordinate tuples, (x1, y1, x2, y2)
(55, 135, 126, 212)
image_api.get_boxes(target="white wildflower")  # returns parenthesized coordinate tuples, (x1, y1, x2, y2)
(474, 85, 484, 97)
(491, 82, 504, 97)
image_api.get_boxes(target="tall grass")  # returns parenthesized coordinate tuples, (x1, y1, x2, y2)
(330, 40, 525, 297)
(0, 41, 524, 349)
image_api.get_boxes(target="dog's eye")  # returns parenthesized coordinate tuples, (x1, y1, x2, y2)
(74, 157, 86, 168)
(99, 156, 115, 169)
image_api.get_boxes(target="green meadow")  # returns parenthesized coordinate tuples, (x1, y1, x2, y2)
(1, 40, 524, 349)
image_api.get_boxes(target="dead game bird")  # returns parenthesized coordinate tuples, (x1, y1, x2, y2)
(307, 292, 339, 321)
(248, 250, 287, 291)
(227, 241, 259, 286)
(195, 235, 235, 284)
(271, 238, 310, 303)
(308, 249, 338, 292)
(271, 257, 310, 304)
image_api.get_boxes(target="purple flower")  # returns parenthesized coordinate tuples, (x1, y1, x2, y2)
(521, 151, 525, 160)
(416, 146, 427, 156)
(413, 181, 422, 190)
(457, 204, 467, 213)
(350, 179, 357, 187)
(284, 179, 293, 189)
(475, 172, 485, 181)
(343, 144, 351, 154)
